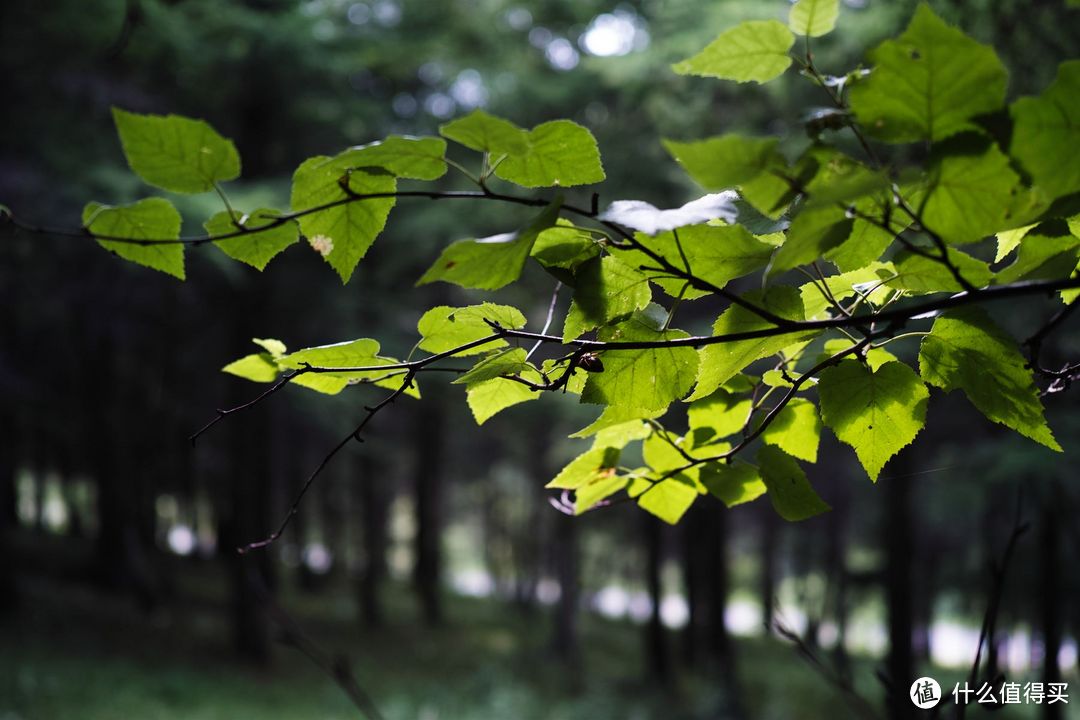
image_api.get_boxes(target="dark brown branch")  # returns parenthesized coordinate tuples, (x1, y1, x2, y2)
(251, 578, 385, 720)
(238, 369, 416, 554)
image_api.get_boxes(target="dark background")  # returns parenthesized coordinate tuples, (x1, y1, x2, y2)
(1, 1, 1079, 718)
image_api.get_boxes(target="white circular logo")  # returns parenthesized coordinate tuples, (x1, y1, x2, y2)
(910, 677, 942, 709)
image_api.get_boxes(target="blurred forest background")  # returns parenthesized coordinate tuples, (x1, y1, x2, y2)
(2, 0, 1080, 718)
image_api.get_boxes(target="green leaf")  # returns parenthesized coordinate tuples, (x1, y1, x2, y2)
(760, 397, 822, 463)
(466, 378, 538, 424)
(673, 20, 795, 84)
(621, 224, 776, 300)
(580, 310, 699, 412)
(548, 447, 621, 489)
(418, 200, 561, 290)
(440, 111, 604, 187)
(826, 216, 898, 272)
(888, 247, 992, 293)
(848, 4, 1007, 143)
(690, 287, 819, 401)
(701, 463, 766, 507)
(688, 389, 753, 444)
(204, 209, 298, 271)
(290, 155, 397, 282)
(439, 110, 527, 154)
(913, 142, 1021, 245)
(575, 473, 631, 514)
(662, 135, 782, 191)
(1010, 60, 1080, 200)
(570, 405, 663, 438)
(453, 348, 529, 385)
(994, 227, 1080, 285)
(821, 339, 896, 371)
(591, 420, 653, 450)
(279, 338, 382, 370)
(636, 477, 699, 524)
(789, 0, 840, 37)
(563, 256, 652, 341)
(83, 198, 184, 279)
(278, 338, 419, 398)
(417, 304, 526, 356)
(333, 136, 447, 180)
(919, 307, 1060, 450)
(799, 261, 895, 319)
(112, 108, 240, 193)
(995, 224, 1036, 263)
(771, 205, 853, 274)
(818, 360, 929, 481)
(222, 353, 279, 383)
(530, 221, 601, 270)
(757, 445, 830, 521)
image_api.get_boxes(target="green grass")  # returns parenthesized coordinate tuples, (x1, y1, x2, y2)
(0, 562, 1051, 720)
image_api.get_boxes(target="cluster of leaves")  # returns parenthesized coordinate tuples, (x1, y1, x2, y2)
(35, 0, 1080, 525)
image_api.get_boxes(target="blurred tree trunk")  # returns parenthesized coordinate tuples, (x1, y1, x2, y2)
(1040, 484, 1062, 720)
(221, 299, 273, 663)
(826, 481, 851, 681)
(681, 506, 704, 663)
(707, 504, 732, 665)
(0, 411, 17, 613)
(760, 509, 779, 633)
(884, 462, 914, 720)
(357, 453, 387, 627)
(644, 513, 671, 686)
(413, 393, 444, 626)
(552, 510, 581, 680)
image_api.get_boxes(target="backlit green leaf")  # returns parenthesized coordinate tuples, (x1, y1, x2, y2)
(466, 378, 537, 425)
(662, 135, 781, 191)
(1010, 61, 1080, 200)
(789, 0, 840, 37)
(453, 348, 529, 385)
(440, 111, 604, 187)
(994, 228, 1080, 285)
(112, 108, 240, 193)
(689, 287, 819, 401)
(548, 446, 621, 489)
(757, 445, 830, 521)
(563, 255, 652, 341)
(636, 477, 699, 524)
(418, 200, 561, 290)
(83, 198, 184, 279)
(417, 304, 526, 356)
(581, 310, 699, 412)
(204, 209, 298, 270)
(919, 307, 1060, 450)
(701, 462, 766, 507)
(333, 135, 447, 180)
(818, 360, 929, 481)
(760, 397, 822, 463)
(290, 155, 397, 282)
(673, 20, 795, 84)
(913, 142, 1021, 245)
(848, 4, 1007, 143)
(888, 247, 992, 293)
(222, 354, 279, 383)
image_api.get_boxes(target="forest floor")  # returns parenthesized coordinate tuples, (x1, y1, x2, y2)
(0, 546, 1044, 720)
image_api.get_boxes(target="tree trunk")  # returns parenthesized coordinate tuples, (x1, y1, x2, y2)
(413, 394, 444, 626)
(1040, 485, 1062, 720)
(760, 509, 779, 634)
(644, 513, 671, 686)
(357, 454, 387, 627)
(552, 511, 581, 679)
(884, 464, 914, 720)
